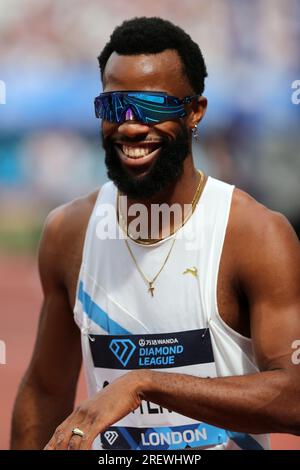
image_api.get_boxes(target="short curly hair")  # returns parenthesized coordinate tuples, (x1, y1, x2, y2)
(98, 17, 208, 95)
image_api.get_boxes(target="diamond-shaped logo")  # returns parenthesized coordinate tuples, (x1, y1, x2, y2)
(109, 339, 136, 367)
(104, 430, 119, 445)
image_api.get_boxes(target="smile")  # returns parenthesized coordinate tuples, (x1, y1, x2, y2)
(114, 142, 163, 168)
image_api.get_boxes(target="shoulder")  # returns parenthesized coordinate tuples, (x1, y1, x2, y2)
(227, 187, 299, 292)
(229, 187, 298, 246)
(38, 188, 100, 284)
(43, 188, 99, 249)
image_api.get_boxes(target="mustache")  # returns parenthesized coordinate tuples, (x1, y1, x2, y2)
(103, 135, 168, 146)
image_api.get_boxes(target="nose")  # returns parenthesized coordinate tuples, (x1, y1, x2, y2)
(117, 107, 150, 137)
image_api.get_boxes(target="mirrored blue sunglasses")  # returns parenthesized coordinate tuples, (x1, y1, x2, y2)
(94, 90, 200, 125)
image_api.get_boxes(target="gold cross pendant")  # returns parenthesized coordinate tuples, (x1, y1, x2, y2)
(148, 283, 155, 297)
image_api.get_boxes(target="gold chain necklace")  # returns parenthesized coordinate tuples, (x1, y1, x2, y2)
(118, 170, 206, 297)
(118, 170, 206, 245)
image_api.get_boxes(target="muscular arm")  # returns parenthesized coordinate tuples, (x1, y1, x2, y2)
(140, 196, 300, 435)
(10, 208, 82, 449)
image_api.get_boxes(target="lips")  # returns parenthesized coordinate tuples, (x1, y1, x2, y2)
(114, 141, 163, 169)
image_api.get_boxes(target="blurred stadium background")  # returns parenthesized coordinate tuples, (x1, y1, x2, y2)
(0, 0, 299, 450)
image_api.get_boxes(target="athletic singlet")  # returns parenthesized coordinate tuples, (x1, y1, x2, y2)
(73, 176, 271, 450)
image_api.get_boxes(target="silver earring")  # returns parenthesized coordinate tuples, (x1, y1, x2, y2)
(192, 124, 200, 141)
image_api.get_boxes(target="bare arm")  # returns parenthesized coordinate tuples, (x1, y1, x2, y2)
(141, 200, 300, 435)
(10, 208, 82, 449)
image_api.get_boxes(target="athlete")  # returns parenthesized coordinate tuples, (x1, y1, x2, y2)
(11, 17, 300, 451)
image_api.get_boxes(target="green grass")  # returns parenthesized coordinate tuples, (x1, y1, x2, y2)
(0, 225, 43, 253)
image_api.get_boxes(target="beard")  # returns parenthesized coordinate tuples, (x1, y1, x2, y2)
(102, 124, 190, 200)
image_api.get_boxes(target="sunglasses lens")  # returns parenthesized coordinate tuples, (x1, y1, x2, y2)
(128, 93, 165, 104)
(94, 96, 114, 121)
(94, 92, 187, 123)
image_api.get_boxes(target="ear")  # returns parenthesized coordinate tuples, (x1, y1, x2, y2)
(186, 96, 208, 130)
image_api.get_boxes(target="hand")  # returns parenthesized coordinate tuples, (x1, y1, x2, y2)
(44, 370, 147, 450)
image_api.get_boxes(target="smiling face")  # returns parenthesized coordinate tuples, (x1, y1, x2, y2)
(101, 49, 207, 200)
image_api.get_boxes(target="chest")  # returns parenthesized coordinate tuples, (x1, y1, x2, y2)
(64, 234, 250, 338)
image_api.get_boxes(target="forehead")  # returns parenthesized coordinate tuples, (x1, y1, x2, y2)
(103, 49, 192, 97)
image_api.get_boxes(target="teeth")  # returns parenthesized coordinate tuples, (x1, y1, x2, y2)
(122, 145, 152, 158)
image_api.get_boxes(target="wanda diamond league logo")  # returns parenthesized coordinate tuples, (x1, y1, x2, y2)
(109, 338, 136, 367)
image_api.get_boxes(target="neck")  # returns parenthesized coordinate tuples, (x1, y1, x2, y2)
(118, 159, 205, 243)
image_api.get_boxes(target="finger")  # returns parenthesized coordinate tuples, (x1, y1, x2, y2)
(79, 433, 96, 450)
(44, 427, 71, 450)
(78, 420, 107, 450)
(68, 434, 84, 451)
(44, 416, 77, 450)
(47, 407, 88, 450)
(55, 429, 73, 450)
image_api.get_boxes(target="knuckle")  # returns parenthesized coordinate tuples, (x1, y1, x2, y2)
(56, 432, 66, 444)
(75, 405, 97, 422)
(86, 408, 98, 422)
(75, 406, 86, 418)
(54, 426, 64, 437)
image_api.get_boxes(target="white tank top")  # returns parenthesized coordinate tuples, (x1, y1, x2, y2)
(73, 176, 270, 451)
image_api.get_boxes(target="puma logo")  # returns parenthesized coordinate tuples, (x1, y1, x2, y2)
(182, 266, 198, 277)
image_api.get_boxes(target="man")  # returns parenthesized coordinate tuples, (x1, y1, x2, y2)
(11, 17, 300, 451)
